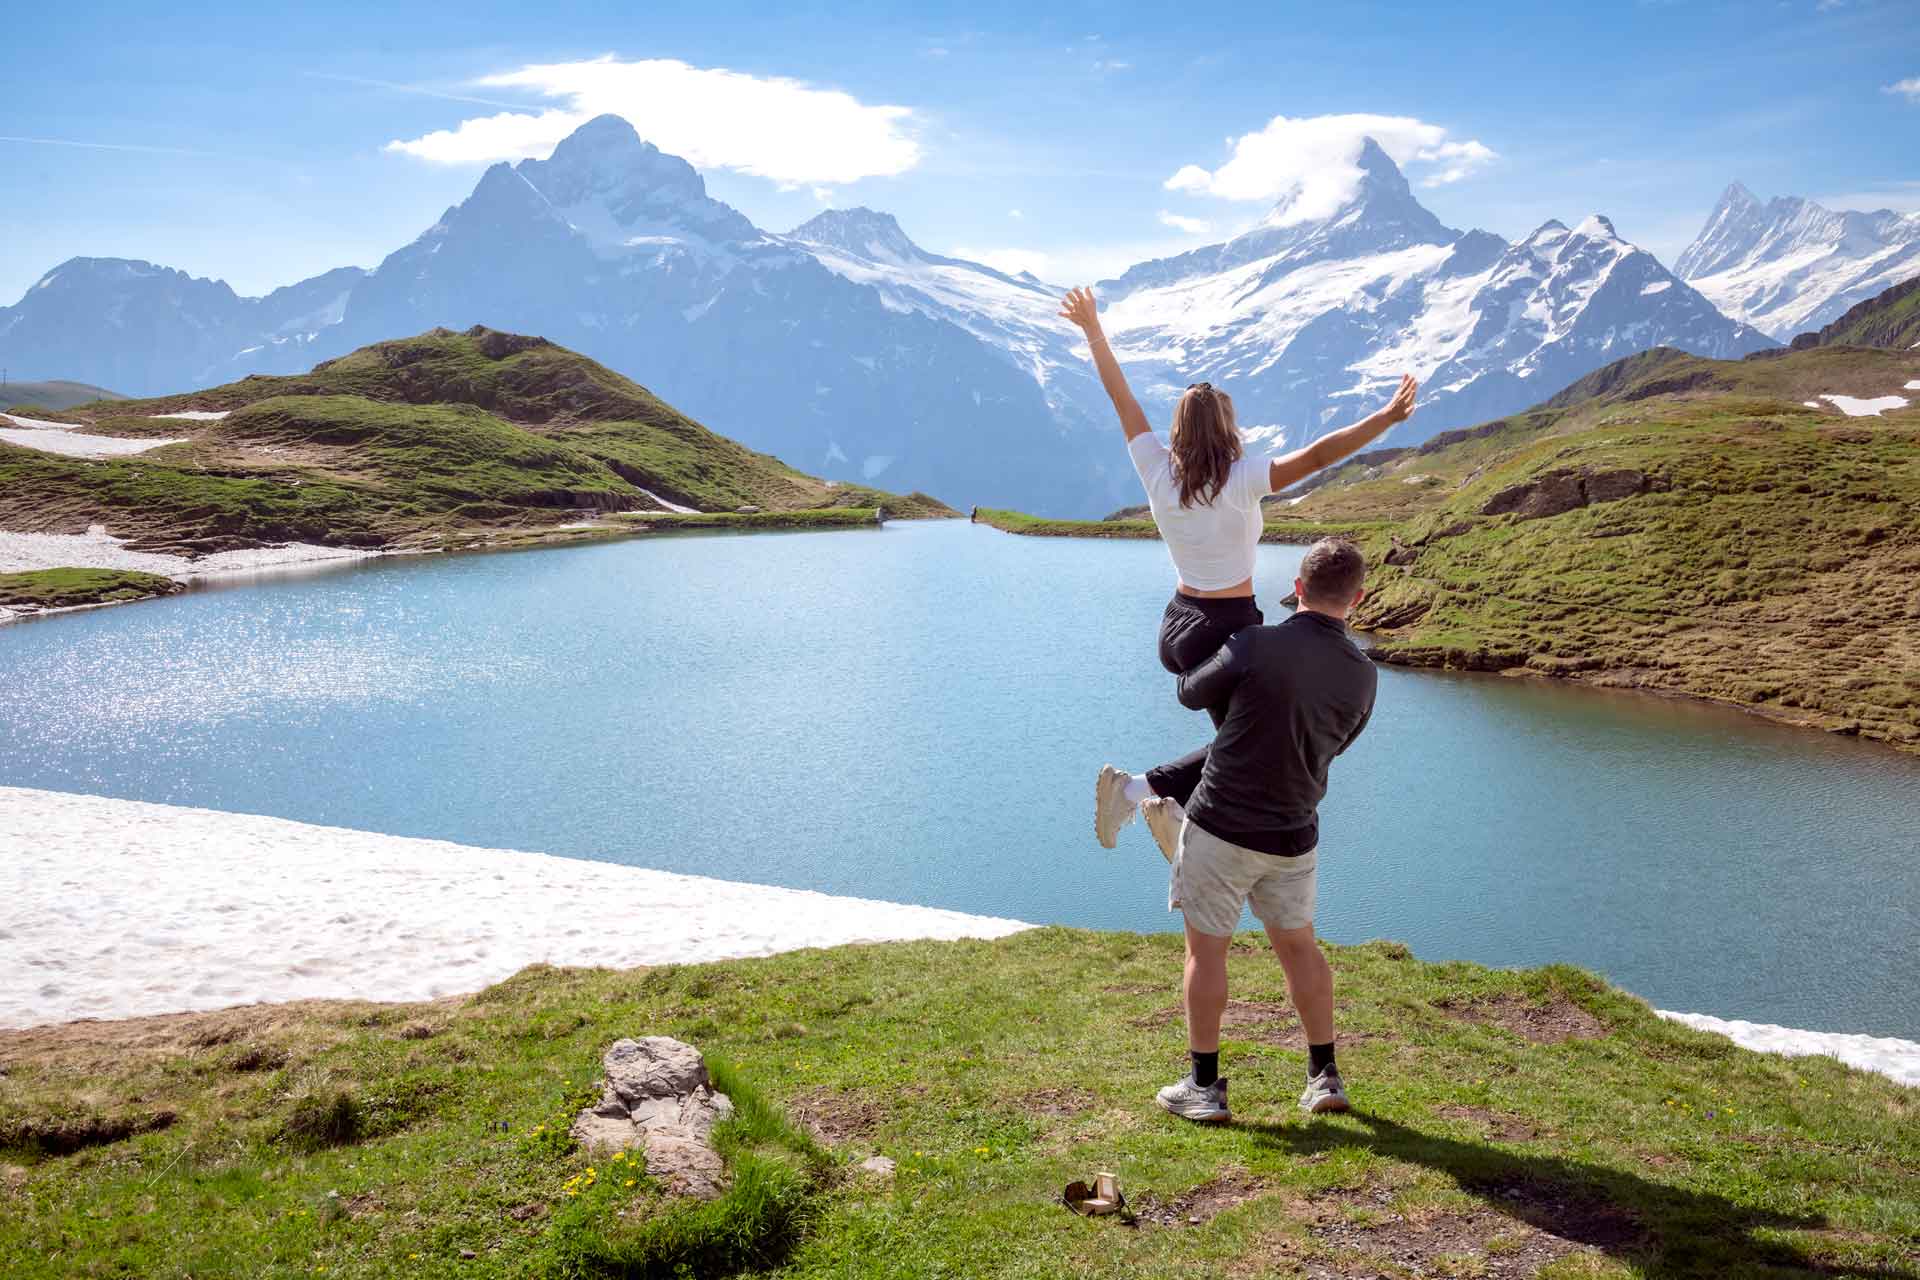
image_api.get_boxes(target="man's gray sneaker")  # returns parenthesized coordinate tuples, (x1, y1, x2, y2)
(1095, 765, 1137, 849)
(1141, 796, 1183, 864)
(1156, 1074, 1230, 1124)
(1298, 1068, 1350, 1114)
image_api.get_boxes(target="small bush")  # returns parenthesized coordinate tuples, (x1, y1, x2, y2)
(280, 1089, 360, 1149)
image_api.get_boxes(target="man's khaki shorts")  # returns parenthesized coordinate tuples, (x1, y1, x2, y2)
(1170, 820, 1317, 937)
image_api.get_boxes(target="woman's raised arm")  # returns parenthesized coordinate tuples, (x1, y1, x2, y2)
(1059, 287, 1152, 442)
(1267, 374, 1418, 493)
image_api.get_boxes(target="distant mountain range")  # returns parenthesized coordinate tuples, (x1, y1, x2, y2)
(1676, 183, 1920, 341)
(1, 116, 1782, 514)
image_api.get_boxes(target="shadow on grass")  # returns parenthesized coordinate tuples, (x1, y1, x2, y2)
(1243, 1111, 1918, 1280)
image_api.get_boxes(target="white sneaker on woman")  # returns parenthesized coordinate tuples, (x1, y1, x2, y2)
(1095, 765, 1137, 849)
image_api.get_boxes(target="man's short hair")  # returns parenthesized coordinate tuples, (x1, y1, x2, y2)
(1299, 538, 1366, 605)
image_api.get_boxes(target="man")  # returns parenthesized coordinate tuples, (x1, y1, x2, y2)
(1095, 538, 1378, 1123)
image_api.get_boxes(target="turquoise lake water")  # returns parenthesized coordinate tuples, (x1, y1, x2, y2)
(2, 520, 1916, 1036)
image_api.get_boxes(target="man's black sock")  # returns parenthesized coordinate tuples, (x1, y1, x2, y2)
(1308, 1041, 1337, 1078)
(1191, 1050, 1220, 1088)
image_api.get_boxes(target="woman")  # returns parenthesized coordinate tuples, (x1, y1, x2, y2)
(1055, 286, 1416, 848)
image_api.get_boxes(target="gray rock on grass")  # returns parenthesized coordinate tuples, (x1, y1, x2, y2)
(570, 1036, 735, 1199)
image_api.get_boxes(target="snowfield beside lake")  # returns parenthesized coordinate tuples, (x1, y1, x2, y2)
(0, 788, 1033, 1030)
(0, 787, 1913, 1086)
(0, 526, 379, 578)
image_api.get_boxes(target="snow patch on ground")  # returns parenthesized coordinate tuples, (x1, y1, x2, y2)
(1905, 380, 1920, 391)
(1818, 393, 1908, 417)
(637, 489, 700, 515)
(0, 787, 1035, 1029)
(0, 526, 379, 578)
(151, 410, 230, 421)
(1657, 1011, 1919, 1087)
(0, 413, 186, 458)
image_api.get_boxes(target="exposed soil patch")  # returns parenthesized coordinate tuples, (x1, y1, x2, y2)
(1435, 1103, 1540, 1143)
(1130, 1169, 1273, 1227)
(1131, 1000, 1300, 1045)
(395, 1022, 440, 1041)
(227, 1044, 289, 1073)
(1312, 1205, 1583, 1277)
(1, 1108, 176, 1157)
(506, 1201, 548, 1222)
(1019, 1086, 1096, 1119)
(1432, 993, 1606, 1044)
(0, 995, 471, 1077)
(785, 1086, 885, 1146)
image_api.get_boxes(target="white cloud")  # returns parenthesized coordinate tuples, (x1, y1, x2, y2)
(1157, 210, 1211, 234)
(1092, 59, 1132, 73)
(1885, 77, 1920, 102)
(1008, 208, 1024, 219)
(384, 56, 920, 185)
(1163, 113, 1497, 221)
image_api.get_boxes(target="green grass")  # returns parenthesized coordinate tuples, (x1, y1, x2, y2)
(2, 931, 1912, 1279)
(0, 568, 181, 612)
(1796, 274, 1920, 351)
(0, 327, 953, 562)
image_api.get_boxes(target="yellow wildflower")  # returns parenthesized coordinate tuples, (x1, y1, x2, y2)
(625, 1179, 636, 1188)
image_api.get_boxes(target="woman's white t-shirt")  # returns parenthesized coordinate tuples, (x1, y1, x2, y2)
(1127, 432, 1272, 590)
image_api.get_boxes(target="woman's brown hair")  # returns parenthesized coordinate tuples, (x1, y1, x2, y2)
(1169, 382, 1242, 507)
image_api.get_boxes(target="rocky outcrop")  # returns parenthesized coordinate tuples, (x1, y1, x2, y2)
(570, 1036, 735, 1199)
(1479, 468, 1666, 521)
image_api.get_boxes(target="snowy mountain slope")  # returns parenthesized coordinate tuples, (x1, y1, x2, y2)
(1676, 183, 1920, 340)
(1089, 142, 1773, 450)
(782, 208, 1108, 433)
(0, 260, 367, 396)
(328, 116, 1092, 513)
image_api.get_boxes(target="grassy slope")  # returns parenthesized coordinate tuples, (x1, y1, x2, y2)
(1792, 276, 1920, 351)
(0, 327, 952, 556)
(2, 379, 126, 412)
(1, 933, 1913, 1279)
(0, 568, 181, 612)
(1290, 345, 1920, 752)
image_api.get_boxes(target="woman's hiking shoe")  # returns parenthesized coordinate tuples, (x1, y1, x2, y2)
(1095, 765, 1137, 848)
(1298, 1068, 1350, 1114)
(1156, 1074, 1231, 1124)
(1141, 797, 1183, 863)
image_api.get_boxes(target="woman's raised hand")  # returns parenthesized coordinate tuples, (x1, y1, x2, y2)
(1058, 286, 1102, 336)
(1383, 373, 1418, 425)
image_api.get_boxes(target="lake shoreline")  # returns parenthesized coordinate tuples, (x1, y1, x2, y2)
(4, 785, 1914, 1085)
(0, 507, 941, 626)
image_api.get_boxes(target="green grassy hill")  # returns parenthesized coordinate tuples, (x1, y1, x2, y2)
(1, 933, 1913, 1278)
(1790, 275, 1920, 351)
(0, 327, 952, 561)
(1, 378, 126, 412)
(1282, 341, 1920, 752)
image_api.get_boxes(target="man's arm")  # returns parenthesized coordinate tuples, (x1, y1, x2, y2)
(1335, 686, 1377, 757)
(1176, 629, 1256, 711)
(1267, 374, 1418, 493)
(1059, 287, 1152, 442)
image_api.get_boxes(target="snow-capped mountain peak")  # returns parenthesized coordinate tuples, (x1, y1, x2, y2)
(788, 207, 930, 266)
(1675, 182, 1920, 338)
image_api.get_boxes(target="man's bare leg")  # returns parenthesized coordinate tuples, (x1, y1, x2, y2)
(1267, 922, 1349, 1112)
(1265, 922, 1333, 1043)
(1156, 924, 1235, 1122)
(1184, 923, 1233, 1052)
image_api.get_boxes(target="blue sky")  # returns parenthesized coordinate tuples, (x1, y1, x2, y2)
(3, 0, 1917, 302)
